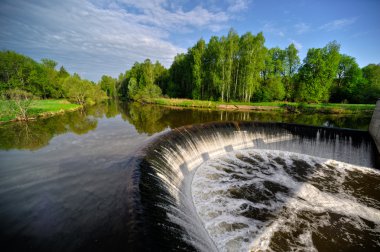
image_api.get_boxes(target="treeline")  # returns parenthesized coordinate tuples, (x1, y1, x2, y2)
(2, 28, 378, 105)
(101, 29, 379, 104)
(99, 59, 168, 101)
(0, 51, 106, 105)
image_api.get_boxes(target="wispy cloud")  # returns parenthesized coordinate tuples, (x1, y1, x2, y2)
(294, 22, 310, 34)
(112, 0, 230, 31)
(319, 18, 357, 32)
(0, 0, 239, 81)
(262, 22, 285, 37)
(227, 0, 250, 13)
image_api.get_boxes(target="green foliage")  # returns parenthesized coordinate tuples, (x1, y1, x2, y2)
(0, 50, 107, 107)
(190, 39, 206, 100)
(330, 54, 362, 102)
(3, 31, 378, 107)
(117, 59, 164, 101)
(127, 77, 138, 99)
(132, 84, 162, 102)
(0, 103, 96, 149)
(168, 53, 192, 98)
(356, 64, 380, 103)
(297, 41, 341, 102)
(114, 31, 377, 104)
(62, 74, 107, 105)
(1, 89, 34, 120)
(259, 77, 285, 101)
(99, 75, 117, 98)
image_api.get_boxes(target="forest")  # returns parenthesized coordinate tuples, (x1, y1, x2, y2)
(0, 51, 106, 105)
(101, 29, 380, 104)
(1, 29, 380, 105)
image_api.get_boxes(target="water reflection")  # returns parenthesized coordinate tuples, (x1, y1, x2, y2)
(0, 101, 372, 150)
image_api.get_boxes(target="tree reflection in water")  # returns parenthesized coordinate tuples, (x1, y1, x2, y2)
(0, 100, 372, 150)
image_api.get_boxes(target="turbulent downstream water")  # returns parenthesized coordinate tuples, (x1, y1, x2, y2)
(193, 150, 380, 252)
(131, 121, 379, 252)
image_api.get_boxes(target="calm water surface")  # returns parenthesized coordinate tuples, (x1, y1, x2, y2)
(0, 101, 373, 251)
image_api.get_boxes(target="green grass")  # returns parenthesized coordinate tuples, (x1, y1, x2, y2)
(151, 98, 375, 114)
(0, 99, 81, 122)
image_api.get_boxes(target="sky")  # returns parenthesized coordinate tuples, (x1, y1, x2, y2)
(0, 0, 379, 81)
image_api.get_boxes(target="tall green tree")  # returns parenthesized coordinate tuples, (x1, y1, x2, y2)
(238, 32, 266, 102)
(358, 64, 380, 103)
(167, 53, 191, 97)
(99, 75, 117, 98)
(119, 59, 164, 101)
(203, 36, 223, 100)
(41, 58, 59, 98)
(283, 44, 300, 100)
(63, 74, 106, 105)
(223, 28, 239, 102)
(189, 39, 206, 99)
(297, 41, 341, 102)
(330, 55, 362, 102)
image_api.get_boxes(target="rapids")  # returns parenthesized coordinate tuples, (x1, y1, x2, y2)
(129, 122, 378, 251)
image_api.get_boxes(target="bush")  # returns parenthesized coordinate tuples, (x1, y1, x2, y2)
(62, 75, 107, 105)
(2, 89, 35, 120)
(258, 77, 285, 102)
(130, 84, 162, 102)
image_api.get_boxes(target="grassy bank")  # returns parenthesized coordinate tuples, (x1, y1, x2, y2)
(0, 99, 81, 122)
(151, 98, 375, 114)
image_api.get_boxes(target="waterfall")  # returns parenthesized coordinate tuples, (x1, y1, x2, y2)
(126, 122, 378, 251)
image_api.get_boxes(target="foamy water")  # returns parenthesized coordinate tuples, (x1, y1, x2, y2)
(192, 150, 380, 252)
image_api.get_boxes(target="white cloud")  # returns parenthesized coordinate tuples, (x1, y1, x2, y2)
(262, 22, 285, 37)
(115, 0, 229, 31)
(227, 0, 250, 13)
(0, 0, 235, 81)
(319, 18, 357, 32)
(294, 22, 310, 34)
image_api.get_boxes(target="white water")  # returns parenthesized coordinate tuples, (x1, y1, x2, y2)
(144, 124, 377, 251)
(192, 150, 380, 252)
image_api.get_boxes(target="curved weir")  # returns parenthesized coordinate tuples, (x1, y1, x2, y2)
(126, 122, 379, 251)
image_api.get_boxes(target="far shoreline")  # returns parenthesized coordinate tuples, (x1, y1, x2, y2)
(147, 98, 375, 115)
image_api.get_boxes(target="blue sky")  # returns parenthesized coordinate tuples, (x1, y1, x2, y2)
(0, 0, 379, 81)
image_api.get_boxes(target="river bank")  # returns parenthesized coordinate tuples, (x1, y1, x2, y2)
(151, 98, 375, 114)
(0, 99, 82, 123)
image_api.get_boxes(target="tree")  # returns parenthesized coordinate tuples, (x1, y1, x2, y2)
(257, 77, 285, 101)
(154, 61, 169, 94)
(190, 39, 206, 100)
(284, 43, 300, 77)
(62, 74, 106, 105)
(358, 64, 380, 103)
(297, 41, 341, 102)
(203, 36, 222, 100)
(260, 47, 286, 102)
(62, 74, 88, 105)
(0, 51, 40, 94)
(238, 32, 266, 102)
(283, 43, 300, 100)
(223, 28, 239, 102)
(128, 77, 138, 99)
(121, 59, 164, 101)
(99, 75, 117, 98)
(41, 58, 59, 98)
(168, 53, 192, 98)
(362, 64, 380, 86)
(3, 89, 34, 120)
(58, 66, 70, 79)
(330, 54, 362, 102)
